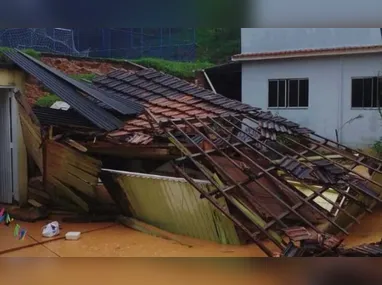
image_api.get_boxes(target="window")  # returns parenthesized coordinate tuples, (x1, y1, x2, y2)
(268, 79, 309, 108)
(351, 77, 382, 108)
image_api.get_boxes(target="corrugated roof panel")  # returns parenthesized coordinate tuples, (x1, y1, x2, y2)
(20, 50, 144, 116)
(107, 170, 241, 245)
(3, 50, 123, 131)
(33, 107, 99, 129)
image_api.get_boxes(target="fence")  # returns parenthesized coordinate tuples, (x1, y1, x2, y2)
(0, 28, 196, 61)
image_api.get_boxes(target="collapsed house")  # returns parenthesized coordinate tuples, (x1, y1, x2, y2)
(1, 49, 382, 257)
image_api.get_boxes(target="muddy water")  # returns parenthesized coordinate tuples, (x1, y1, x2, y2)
(343, 166, 382, 246)
(343, 206, 382, 246)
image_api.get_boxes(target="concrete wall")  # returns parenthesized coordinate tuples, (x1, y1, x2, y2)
(242, 54, 382, 148)
(241, 28, 382, 53)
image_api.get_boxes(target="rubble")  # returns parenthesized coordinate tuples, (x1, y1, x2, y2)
(2, 49, 382, 257)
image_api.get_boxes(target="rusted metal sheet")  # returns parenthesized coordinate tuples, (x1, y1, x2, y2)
(103, 169, 241, 245)
(152, 113, 382, 257)
(210, 155, 320, 222)
(45, 140, 102, 211)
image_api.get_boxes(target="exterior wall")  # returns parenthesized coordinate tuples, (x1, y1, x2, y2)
(242, 54, 382, 148)
(241, 28, 382, 53)
(0, 68, 28, 205)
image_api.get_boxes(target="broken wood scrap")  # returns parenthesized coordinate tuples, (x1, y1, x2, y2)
(28, 199, 43, 208)
(15, 90, 40, 126)
(28, 176, 44, 190)
(64, 138, 88, 152)
(7, 206, 50, 222)
(46, 177, 89, 212)
(45, 140, 101, 199)
(117, 216, 194, 248)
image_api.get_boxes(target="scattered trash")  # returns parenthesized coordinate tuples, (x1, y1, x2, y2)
(42, 221, 60, 238)
(65, 232, 81, 240)
(0, 208, 28, 241)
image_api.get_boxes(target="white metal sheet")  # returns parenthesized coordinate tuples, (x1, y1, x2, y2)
(0, 90, 13, 203)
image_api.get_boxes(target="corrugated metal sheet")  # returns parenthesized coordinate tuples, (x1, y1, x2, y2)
(0, 91, 13, 203)
(33, 107, 99, 129)
(104, 169, 240, 245)
(21, 51, 144, 116)
(3, 50, 123, 131)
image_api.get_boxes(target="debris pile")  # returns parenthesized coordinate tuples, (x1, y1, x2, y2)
(3, 49, 382, 257)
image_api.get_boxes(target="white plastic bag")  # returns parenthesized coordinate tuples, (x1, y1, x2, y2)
(42, 221, 60, 238)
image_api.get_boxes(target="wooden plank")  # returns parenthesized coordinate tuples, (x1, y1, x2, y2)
(28, 199, 43, 208)
(47, 141, 101, 166)
(28, 186, 50, 200)
(18, 106, 43, 172)
(45, 140, 101, 199)
(65, 138, 88, 152)
(15, 91, 40, 126)
(46, 152, 100, 176)
(46, 159, 98, 185)
(47, 176, 89, 212)
(46, 165, 96, 198)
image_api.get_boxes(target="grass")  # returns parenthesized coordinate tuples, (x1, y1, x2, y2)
(3, 47, 214, 106)
(0, 47, 41, 60)
(35, 74, 96, 107)
(35, 93, 60, 107)
(0, 46, 214, 79)
(131, 57, 213, 78)
(372, 138, 382, 158)
(70, 73, 97, 82)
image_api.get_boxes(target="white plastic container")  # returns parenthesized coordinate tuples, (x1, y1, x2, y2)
(65, 232, 81, 240)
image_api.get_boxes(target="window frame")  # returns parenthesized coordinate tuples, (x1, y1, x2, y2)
(351, 76, 382, 110)
(267, 78, 309, 109)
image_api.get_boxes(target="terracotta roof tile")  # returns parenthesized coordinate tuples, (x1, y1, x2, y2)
(91, 68, 265, 141)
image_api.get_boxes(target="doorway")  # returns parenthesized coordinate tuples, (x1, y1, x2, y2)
(0, 88, 18, 204)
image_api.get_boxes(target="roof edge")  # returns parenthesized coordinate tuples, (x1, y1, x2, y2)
(232, 45, 382, 62)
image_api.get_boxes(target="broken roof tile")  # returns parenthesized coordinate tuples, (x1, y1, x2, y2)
(91, 68, 309, 137)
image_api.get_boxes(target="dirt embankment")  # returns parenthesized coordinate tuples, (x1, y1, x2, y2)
(40, 57, 129, 75)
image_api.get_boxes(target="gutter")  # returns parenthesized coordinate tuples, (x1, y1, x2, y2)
(231, 49, 382, 62)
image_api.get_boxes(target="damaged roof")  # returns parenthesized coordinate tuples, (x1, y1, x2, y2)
(13, 53, 382, 257)
(2, 49, 144, 131)
(92, 68, 312, 144)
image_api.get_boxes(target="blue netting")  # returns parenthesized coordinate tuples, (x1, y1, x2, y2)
(0, 28, 196, 61)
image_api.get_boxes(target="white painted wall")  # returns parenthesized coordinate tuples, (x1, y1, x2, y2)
(242, 54, 382, 147)
(241, 28, 382, 53)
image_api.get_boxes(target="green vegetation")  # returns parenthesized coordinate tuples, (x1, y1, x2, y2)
(35, 93, 60, 107)
(132, 58, 213, 78)
(0, 47, 41, 60)
(70, 73, 97, 82)
(372, 138, 382, 157)
(35, 74, 96, 107)
(196, 28, 240, 64)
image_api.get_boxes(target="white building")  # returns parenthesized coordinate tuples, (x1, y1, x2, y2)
(232, 28, 382, 148)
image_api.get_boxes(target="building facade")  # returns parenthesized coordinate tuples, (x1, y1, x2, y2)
(234, 28, 382, 147)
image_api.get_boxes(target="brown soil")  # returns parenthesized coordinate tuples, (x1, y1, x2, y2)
(25, 56, 142, 105)
(25, 81, 49, 105)
(41, 57, 126, 75)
